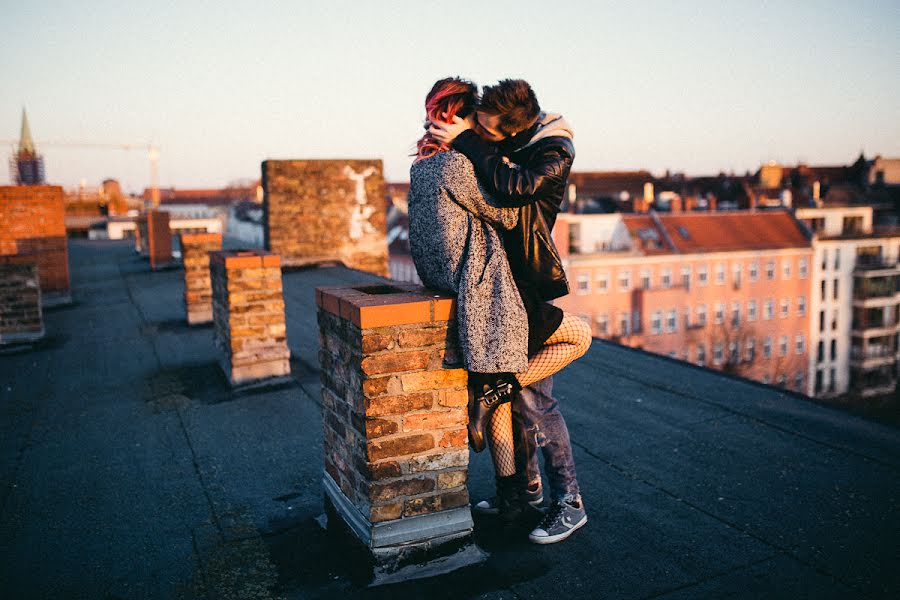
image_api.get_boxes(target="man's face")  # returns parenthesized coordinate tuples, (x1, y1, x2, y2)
(473, 111, 507, 143)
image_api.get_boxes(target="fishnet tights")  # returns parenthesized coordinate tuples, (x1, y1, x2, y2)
(487, 313, 592, 477)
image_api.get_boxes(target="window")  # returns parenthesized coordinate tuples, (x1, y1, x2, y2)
(745, 339, 755, 362)
(715, 263, 726, 284)
(732, 263, 742, 287)
(713, 343, 724, 365)
(833, 278, 839, 300)
(748, 300, 757, 321)
(834, 248, 840, 270)
(696, 344, 706, 366)
(817, 340, 824, 362)
(651, 311, 662, 334)
(633, 310, 642, 333)
(797, 296, 806, 316)
(596, 313, 609, 335)
(661, 268, 672, 289)
(763, 336, 772, 358)
(681, 266, 691, 289)
(830, 339, 837, 361)
(765, 260, 775, 280)
(821, 280, 827, 301)
(795, 334, 805, 354)
(639, 269, 651, 290)
(749, 262, 759, 281)
(714, 303, 725, 324)
(698, 265, 709, 285)
(728, 341, 739, 364)
(819, 310, 825, 332)
(764, 299, 774, 320)
(815, 369, 823, 393)
(782, 259, 791, 279)
(577, 273, 590, 294)
(683, 307, 691, 330)
(696, 305, 707, 326)
(821, 249, 828, 271)
(762, 374, 771, 385)
(666, 310, 677, 333)
(620, 313, 631, 336)
(596, 272, 609, 293)
(828, 368, 836, 392)
(779, 335, 788, 357)
(832, 310, 838, 330)
(780, 298, 790, 318)
(619, 270, 631, 291)
(798, 258, 808, 279)
(777, 375, 787, 388)
(794, 372, 804, 391)
(731, 301, 741, 327)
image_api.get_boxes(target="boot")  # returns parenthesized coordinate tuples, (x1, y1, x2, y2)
(467, 373, 519, 453)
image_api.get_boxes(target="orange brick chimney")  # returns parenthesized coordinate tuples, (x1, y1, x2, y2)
(316, 284, 484, 583)
(179, 232, 222, 324)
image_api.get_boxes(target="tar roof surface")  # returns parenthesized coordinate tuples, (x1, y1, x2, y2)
(1, 239, 898, 599)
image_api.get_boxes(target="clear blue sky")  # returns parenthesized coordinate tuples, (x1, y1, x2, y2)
(2, 1, 898, 192)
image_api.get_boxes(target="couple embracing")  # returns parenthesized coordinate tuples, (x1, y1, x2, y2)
(408, 77, 591, 545)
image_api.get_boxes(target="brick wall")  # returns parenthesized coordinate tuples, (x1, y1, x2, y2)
(0, 185, 70, 299)
(316, 284, 471, 528)
(262, 160, 389, 276)
(146, 210, 172, 269)
(179, 232, 222, 324)
(0, 254, 43, 344)
(209, 249, 290, 386)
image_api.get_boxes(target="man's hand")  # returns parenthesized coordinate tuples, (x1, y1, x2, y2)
(429, 114, 473, 146)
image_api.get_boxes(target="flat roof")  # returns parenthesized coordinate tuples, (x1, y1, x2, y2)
(1, 239, 898, 598)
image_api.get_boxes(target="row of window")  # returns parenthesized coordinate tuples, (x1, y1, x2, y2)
(591, 298, 807, 338)
(682, 336, 806, 364)
(577, 258, 809, 294)
(820, 248, 842, 272)
(664, 347, 806, 390)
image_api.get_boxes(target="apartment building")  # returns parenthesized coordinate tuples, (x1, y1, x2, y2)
(796, 205, 900, 398)
(554, 210, 813, 392)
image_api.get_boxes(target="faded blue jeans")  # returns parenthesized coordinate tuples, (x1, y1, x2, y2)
(511, 375, 580, 499)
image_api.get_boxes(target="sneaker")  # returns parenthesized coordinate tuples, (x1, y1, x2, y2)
(473, 481, 544, 515)
(528, 495, 587, 544)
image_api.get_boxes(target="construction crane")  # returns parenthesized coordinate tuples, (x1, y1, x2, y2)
(2, 139, 161, 207)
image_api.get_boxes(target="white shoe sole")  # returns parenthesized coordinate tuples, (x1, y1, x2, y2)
(473, 494, 544, 515)
(528, 514, 587, 544)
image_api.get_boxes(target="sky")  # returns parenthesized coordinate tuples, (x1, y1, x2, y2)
(1, 1, 898, 193)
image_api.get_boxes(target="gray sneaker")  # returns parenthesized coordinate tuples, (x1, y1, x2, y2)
(528, 495, 587, 544)
(473, 480, 544, 515)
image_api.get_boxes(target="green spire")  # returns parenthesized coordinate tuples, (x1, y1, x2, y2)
(19, 108, 35, 155)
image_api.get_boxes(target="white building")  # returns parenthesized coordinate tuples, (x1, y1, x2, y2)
(796, 205, 900, 398)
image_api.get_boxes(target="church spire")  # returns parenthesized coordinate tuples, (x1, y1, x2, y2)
(19, 108, 35, 155)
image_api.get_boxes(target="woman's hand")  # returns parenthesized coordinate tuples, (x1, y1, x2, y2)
(429, 114, 473, 146)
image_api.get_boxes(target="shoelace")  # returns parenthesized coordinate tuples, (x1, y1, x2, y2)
(538, 501, 566, 530)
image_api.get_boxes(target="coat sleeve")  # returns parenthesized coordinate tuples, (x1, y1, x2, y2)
(452, 130, 573, 208)
(442, 153, 518, 230)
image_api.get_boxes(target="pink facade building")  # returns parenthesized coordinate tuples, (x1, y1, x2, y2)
(554, 210, 814, 391)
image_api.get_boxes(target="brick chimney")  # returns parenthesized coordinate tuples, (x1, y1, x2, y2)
(179, 233, 222, 324)
(0, 253, 43, 345)
(316, 284, 484, 584)
(209, 249, 290, 387)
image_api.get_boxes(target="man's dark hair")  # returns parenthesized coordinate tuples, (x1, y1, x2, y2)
(478, 79, 541, 135)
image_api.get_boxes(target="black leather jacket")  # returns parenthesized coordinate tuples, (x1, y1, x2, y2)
(452, 126, 575, 300)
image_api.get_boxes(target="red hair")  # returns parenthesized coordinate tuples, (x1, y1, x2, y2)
(415, 77, 478, 161)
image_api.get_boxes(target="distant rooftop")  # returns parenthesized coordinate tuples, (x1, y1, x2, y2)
(1, 240, 898, 599)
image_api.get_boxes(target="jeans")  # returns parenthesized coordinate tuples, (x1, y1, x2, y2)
(511, 375, 580, 499)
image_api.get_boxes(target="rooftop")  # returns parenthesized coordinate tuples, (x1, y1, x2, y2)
(1, 240, 898, 599)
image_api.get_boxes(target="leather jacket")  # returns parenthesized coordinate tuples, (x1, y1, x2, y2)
(452, 124, 575, 300)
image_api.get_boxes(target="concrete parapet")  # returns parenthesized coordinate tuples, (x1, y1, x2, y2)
(179, 232, 222, 324)
(316, 283, 484, 584)
(210, 249, 290, 386)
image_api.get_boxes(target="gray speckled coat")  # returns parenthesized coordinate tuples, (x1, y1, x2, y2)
(408, 150, 529, 373)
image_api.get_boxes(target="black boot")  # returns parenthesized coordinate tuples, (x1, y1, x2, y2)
(467, 373, 519, 453)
